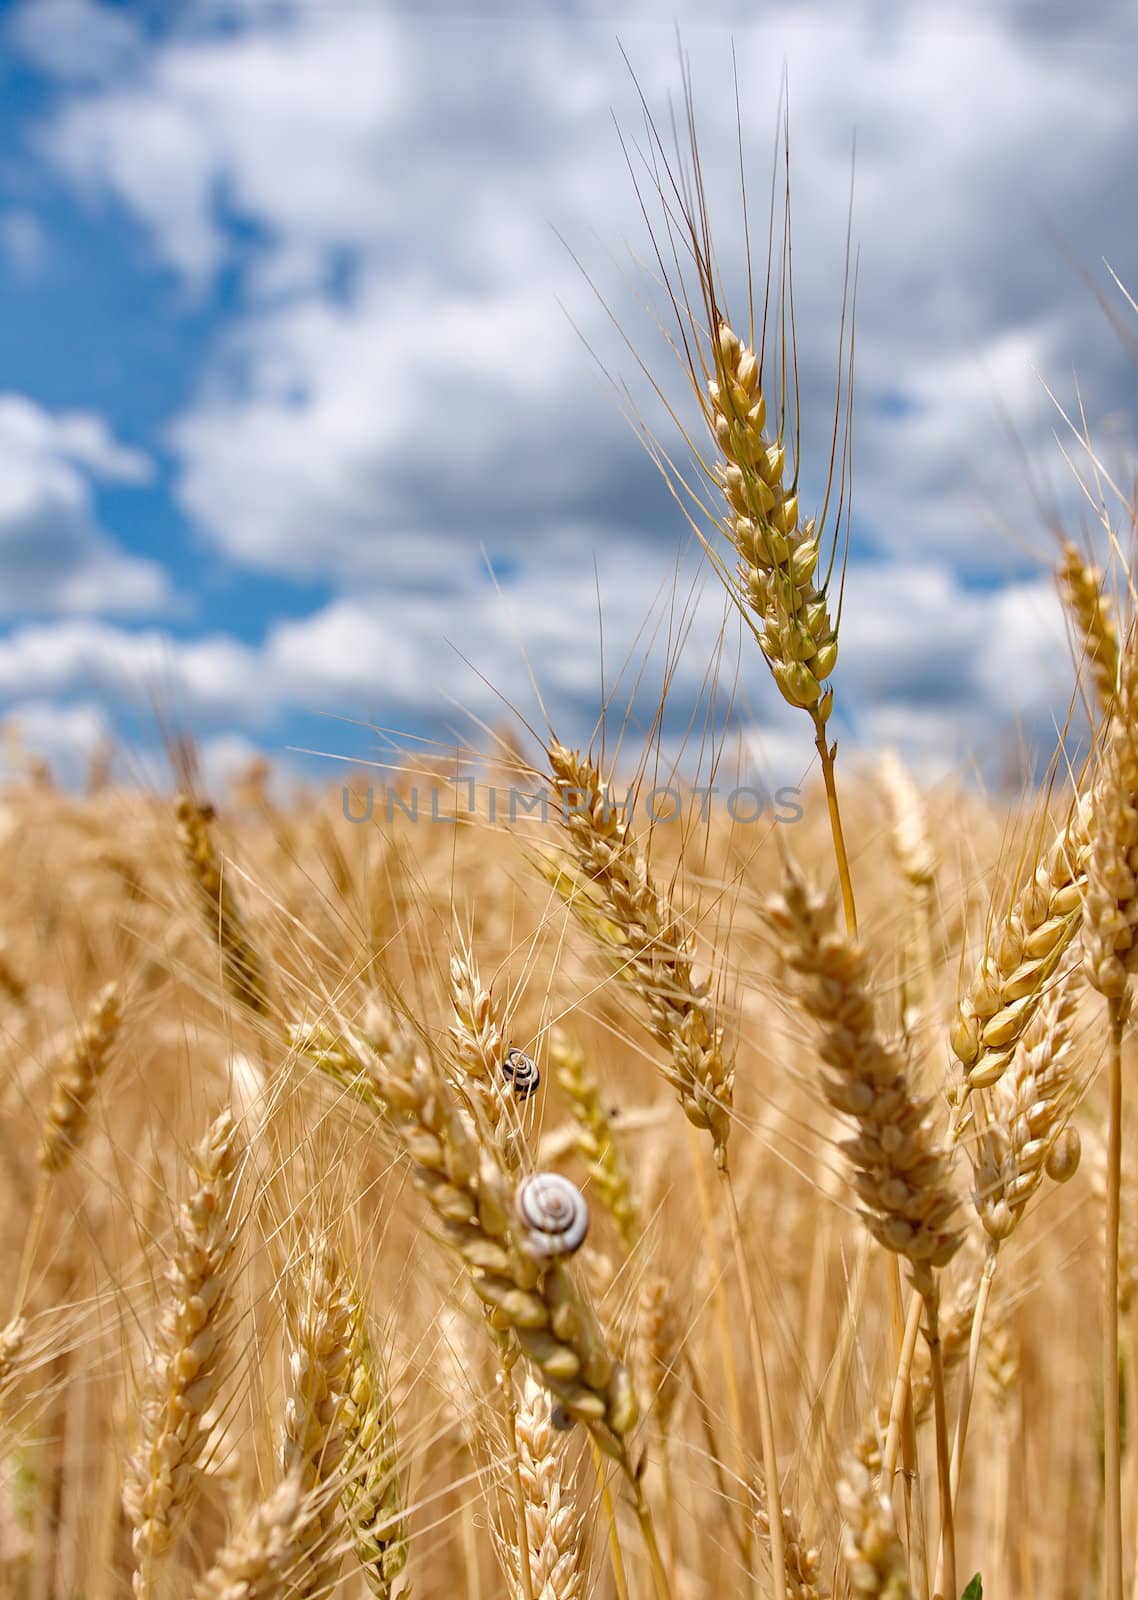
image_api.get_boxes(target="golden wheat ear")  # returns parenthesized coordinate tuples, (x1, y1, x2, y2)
(123, 1108, 243, 1599)
(1058, 538, 1120, 716)
(175, 789, 273, 1018)
(545, 739, 734, 1168)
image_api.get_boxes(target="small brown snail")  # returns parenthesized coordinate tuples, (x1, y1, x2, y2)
(515, 1172, 589, 1258)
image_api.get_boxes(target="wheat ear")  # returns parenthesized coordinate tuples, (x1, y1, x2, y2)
(705, 322, 839, 721)
(38, 981, 121, 1173)
(837, 1448, 913, 1600)
(546, 741, 733, 1166)
(1059, 539, 1119, 714)
(374, 1036, 637, 1454)
(765, 865, 961, 1290)
(950, 795, 1089, 1102)
(766, 863, 959, 1592)
(123, 1108, 242, 1597)
(513, 1373, 583, 1600)
(340, 1303, 407, 1597)
(176, 791, 271, 1016)
(551, 1030, 639, 1249)
(193, 1472, 317, 1600)
(282, 1242, 353, 1592)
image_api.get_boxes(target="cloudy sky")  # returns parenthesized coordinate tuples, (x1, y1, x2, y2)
(0, 0, 1135, 793)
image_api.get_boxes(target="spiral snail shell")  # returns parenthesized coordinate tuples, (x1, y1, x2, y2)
(501, 1046, 541, 1099)
(515, 1172, 589, 1258)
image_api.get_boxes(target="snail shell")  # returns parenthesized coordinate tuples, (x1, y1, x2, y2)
(502, 1046, 541, 1100)
(515, 1172, 589, 1258)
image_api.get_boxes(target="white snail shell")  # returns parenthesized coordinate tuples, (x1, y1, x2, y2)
(502, 1046, 541, 1099)
(515, 1172, 589, 1258)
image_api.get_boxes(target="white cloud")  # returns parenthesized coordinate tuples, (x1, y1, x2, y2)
(0, 397, 169, 616)
(8, 0, 142, 83)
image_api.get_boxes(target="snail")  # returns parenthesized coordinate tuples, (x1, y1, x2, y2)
(515, 1172, 589, 1258)
(501, 1046, 541, 1099)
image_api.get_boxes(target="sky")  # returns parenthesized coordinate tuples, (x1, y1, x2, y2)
(0, 0, 1135, 796)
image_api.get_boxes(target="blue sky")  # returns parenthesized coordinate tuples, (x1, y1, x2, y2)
(0, 0, 1135, 793)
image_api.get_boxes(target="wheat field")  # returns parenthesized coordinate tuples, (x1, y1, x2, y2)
(0, 79, 1134, 1600)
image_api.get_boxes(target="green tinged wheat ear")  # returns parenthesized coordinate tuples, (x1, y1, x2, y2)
(1059, 540, 1119, 715)
(123, 1108, 242, 1597)
(546, 740, 734, 1166)
(550, 1030, 639, 1249)
(340, 1302, 407, 1598)
(705, 323, 839, 718)
(374, 1034, 638, 1458)
(39, 981, 121, 1172)
(176, 792, 271, 1016)
(765, 864, 961, 1293)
